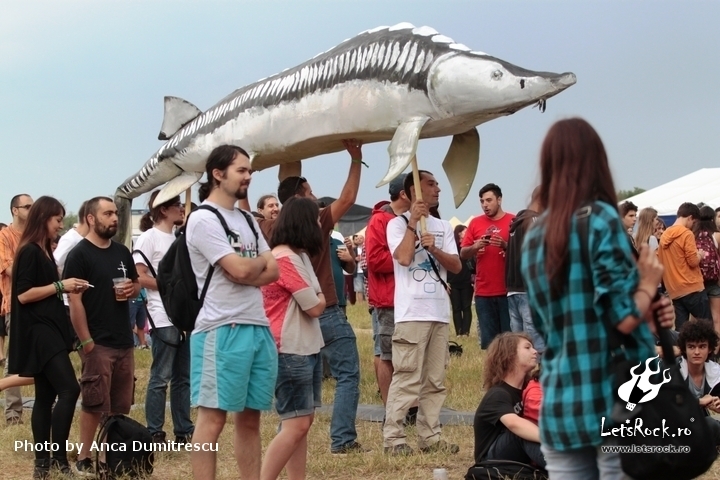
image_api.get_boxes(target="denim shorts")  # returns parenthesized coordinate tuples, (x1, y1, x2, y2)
(705, 283, 720, 299)
(191, 324, 277, 412)
(274, 353, 322, 419)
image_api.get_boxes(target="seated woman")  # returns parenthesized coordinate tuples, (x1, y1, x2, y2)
(473, 332, 545, 469)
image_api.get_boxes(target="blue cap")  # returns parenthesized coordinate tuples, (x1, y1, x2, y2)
(389, 174, 407, 197)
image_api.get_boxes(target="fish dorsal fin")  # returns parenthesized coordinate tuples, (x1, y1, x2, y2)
(158, 96, 202, 141)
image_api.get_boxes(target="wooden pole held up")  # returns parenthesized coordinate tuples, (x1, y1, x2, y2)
(410, 155, 427, 234)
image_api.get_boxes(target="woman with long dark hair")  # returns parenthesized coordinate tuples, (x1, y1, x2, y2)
(260, 197, 326, 480)
(520, 119, 674, 478)
(692, 205, 720, 339)
(8, 196, 88, 478)
(448, 224, 473, 335)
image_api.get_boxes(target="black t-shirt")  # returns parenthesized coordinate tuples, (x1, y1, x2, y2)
(8, 243, 74, 376)
(63, 239, 138, 349)
(474, 382, 524, 463)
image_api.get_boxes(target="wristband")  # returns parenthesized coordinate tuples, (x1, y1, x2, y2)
(53, 281, 64, 300)
(77, 338, 94, 351)
(406, 225, 417, 235)
(351, 158, 369, 168)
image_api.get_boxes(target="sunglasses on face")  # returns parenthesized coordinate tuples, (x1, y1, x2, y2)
(15, 204, 33, 210)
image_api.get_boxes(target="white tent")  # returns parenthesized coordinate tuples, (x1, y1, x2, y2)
(623, 168, 720, 216)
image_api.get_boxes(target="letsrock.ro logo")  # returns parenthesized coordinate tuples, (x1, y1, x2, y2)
(618, 356, 671, 411)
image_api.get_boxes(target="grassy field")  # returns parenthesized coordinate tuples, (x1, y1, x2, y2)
(1, 302, 720, 479)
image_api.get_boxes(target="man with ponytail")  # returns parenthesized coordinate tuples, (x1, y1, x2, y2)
(132, 191, 193, 445)
(187, 144, 279, 480)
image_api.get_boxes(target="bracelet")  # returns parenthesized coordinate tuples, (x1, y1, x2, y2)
(77, 338, 94, 350)
(406, 225, 417, 234)
(351, 158, 369, 168)
(53, 281, 64, 300)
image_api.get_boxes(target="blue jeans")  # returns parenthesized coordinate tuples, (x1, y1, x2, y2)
(507, 294, 545, 354)
(475, 295, 511, 349)
(145, 326, 194, 437)
(540, 444, 630, 480)
(319, 305, 360, 450)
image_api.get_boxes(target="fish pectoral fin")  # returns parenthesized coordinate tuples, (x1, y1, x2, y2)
(278, 161, 302, 181)
(442, 128, 480, 208)
(153, 172, 203, 207)
(376, 116, 430, 187)
(158, 96, 203, 141)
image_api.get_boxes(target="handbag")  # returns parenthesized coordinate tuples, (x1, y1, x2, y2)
(577, 204, 717, 480)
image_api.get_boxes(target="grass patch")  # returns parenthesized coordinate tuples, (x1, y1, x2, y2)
(1, 302, 719, 479)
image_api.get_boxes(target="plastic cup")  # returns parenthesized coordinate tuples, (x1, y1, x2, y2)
(113, 277, 128, 301)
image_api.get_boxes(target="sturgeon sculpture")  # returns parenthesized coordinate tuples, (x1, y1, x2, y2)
(114, 22, 576, 245)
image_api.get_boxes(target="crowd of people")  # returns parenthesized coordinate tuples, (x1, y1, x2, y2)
(0, 117, 718, 480)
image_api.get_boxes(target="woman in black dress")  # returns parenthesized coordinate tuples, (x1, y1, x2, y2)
(8, 196, 89, 479)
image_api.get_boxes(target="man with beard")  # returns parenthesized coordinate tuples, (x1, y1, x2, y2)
(460, 184, 515, 349)
(187, 145, 278, 480)
(132, 191, 193, 445)
(63, 196, 140, 476)
(256, 194, 280, 220)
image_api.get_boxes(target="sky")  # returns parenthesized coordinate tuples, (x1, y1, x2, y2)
(2, 0, 719, 225)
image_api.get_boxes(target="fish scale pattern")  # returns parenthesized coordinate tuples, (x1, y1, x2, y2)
(121, 23, 480, 194)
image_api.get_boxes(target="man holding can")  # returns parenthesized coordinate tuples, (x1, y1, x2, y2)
(64, 196, 140, 477)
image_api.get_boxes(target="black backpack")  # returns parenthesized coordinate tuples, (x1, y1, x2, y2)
(466, 460, 548, 480)
(156, 205, 258, 332)
(96, 414, 154, 479)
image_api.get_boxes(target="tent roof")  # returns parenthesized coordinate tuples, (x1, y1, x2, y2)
(623, 168, 720, 216)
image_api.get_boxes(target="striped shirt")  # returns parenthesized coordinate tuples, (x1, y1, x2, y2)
(521, 201, 655, 450)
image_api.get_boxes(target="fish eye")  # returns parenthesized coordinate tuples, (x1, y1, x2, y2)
(492, 70, 503, 80)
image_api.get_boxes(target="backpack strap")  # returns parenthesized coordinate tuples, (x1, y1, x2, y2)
(398, 215, 451, 294)
(237, 209, 260, 256)
(132, 249, 185, 348)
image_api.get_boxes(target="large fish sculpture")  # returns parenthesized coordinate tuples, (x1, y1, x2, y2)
(114, 22, 576, 245)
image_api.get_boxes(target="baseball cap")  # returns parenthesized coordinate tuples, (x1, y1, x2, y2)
(388, 174, 407, 197)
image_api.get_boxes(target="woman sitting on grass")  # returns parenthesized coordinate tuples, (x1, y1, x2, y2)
(473, 332, 546, 469)
(260, 197, 326, 480)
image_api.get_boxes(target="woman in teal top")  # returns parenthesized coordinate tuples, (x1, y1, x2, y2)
(520, 118, 675, 480)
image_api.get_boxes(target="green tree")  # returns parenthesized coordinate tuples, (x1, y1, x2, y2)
(63, 212, 78, 233)
(617, 187, 645, 201)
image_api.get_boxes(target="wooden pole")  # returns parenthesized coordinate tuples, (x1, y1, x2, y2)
(410, 155, 426, 234)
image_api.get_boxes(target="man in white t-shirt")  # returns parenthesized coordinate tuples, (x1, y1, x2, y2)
(383, 170, 461, 456)
(186, 144, 278, 480)
(55, 201, 89, 275)
(55, 200, 89, 307)
(132, 191, 193, 445)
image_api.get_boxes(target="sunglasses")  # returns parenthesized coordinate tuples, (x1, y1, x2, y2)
(293, 176, 307, 194)
(15, 204, 33, 210)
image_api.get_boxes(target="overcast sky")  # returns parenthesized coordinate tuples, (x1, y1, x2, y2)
(2, 0, 718, 225)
